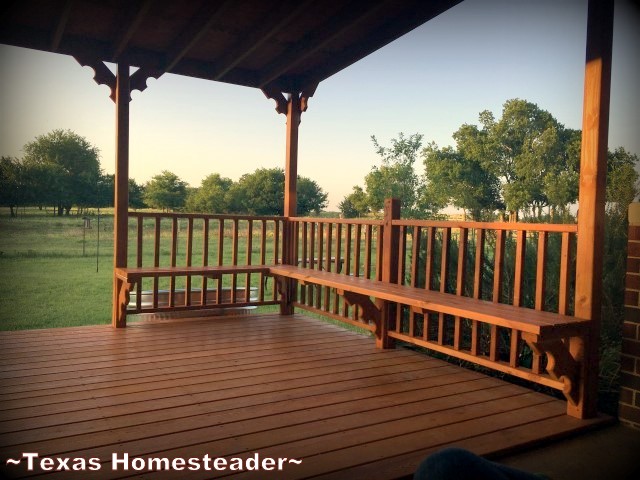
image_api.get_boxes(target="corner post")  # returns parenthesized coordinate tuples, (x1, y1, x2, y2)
(377, 198, 401, 348)
(572, 0, 613, 418)
(281, 93, 302, 315)
(112, 62, 130, 328)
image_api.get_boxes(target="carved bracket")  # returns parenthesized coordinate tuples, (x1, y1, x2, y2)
(337, 289, 381, 333)
(522, 333, 580, 406)
(74, 56, 163, 102)
(116, 278, 136, 327)
(261, 82, 318, 116)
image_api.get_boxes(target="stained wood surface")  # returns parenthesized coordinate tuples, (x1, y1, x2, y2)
(269, 265, 590, 337)
(115, 265, 273, 281)
(0, 314, 607, 480)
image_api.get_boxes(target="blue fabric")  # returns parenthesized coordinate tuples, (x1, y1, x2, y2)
(413, 448, 547, 480)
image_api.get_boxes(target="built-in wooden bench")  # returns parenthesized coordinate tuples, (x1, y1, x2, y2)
(114, 265, 273, 325)
(269, 264, 590, 406)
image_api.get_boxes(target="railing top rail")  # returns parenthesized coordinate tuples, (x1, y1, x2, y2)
(290, 217, 384, 226)
(128, 211, 283, 222)
(391, 219, 577, 233)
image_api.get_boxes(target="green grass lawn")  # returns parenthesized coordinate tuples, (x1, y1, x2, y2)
(0, 211, 115, 329)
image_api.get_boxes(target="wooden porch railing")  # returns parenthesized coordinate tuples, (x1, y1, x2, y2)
(126, 212, 283, 314)
(289, 213, 578, 390)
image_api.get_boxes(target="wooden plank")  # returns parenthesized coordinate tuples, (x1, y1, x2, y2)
(438, 227, 451, 345)
(425, 226, 435, 290)
(454, 227, 468, 350)
(269, 265, 589, 336)
(559, 231, 572, 315)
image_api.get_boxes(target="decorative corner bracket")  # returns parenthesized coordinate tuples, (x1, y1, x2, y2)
(261, 82, 319, 116)
(522, 332, 581, 406)
(337, 289, 381, 333)
(74, 56, 163, 102)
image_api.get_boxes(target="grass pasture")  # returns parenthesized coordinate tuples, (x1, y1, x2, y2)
(0, 209, 282, 330)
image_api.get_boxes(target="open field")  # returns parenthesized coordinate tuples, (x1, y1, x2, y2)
(0, 209, 281, 330)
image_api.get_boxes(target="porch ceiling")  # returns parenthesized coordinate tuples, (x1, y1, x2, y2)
(0, 0, 462, 93)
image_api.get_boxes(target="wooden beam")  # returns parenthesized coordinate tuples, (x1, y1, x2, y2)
(284, 93, 301, 218)
(111, 0, 154, 62)
(51, 0, 73, 52)
(258, 0, 389, 89)
(212, 0, 314, 81)
(112, 62, 130, 328)
(572, 0, 614, 419)
(164, 0, 231, 73)
(74, 55, 116, 102)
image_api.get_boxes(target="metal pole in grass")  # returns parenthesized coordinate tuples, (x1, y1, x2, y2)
(96, 208, 100, 273)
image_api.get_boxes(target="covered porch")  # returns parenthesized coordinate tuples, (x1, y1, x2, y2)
(0, 313, 608, 480)
(0, 0, 625, 478)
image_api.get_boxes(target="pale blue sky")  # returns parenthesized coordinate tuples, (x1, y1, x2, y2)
(1, 0, 638, 210)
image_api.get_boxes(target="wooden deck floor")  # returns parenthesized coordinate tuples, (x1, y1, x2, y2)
(0, 313, 609, 480)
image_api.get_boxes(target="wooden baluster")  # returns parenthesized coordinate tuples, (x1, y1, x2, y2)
(169, 217, 178, 308)
(343, 223, 352, 317)
(245, 219, 253, 302)
(438, 227, 451, 345)
(530, 230, 549, 373)
(308, 222, 316, 307)
(490, 229, 505, 361)
(364, 224, 372, 280)
(217, 219, 224, 304)
(395, 226, 407, 332)
(471, 228, 485, 355)
(273, 220, 279, 301)
(316, 222, 323, 309)
(185, 217, 193, 306)
(136, 216, 143, 310)
(353, 224, 362, 321)
(454, 227, 468, 350)
(202, 218, 209, 306)
(333, 223, 342, 315)
(409, 226, 421, 337)
(510, 230, 527, 368)
(376, 225, 383, 282)
(231, 218, 239, 303)
(559, 231, 572, 315)
(153, 216, 161, 308)
(301, 221, 308, 305)
(259, 219, 266, 302)
(324, 222, 332, 312)
(423, 226, 435, 341)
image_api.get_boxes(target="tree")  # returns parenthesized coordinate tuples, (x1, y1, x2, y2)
(128, 178, 146, 209)
(365, 133, 423, 217)
(22, 129, 101, 215)
(143, 171, 188, 211)
(339, 186, 369, 218)
(297, 176, 328, 216)
(443, 99, 580, 220)
(0, 157, 27, 217)
(226, 167, 328, 216)
(185, 173, 233, 213)
(422, 142, 501, 220)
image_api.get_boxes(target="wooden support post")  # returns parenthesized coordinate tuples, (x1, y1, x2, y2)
(572, 0, 614, 419)
(261, 86, 316, 314)
(112, 63, 130, 328)
(377, 198, 401, 349)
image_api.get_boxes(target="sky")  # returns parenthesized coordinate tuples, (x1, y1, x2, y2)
(1, 0, 638, 210)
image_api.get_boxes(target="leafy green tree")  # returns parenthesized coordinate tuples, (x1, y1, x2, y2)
(185, 173, 233, 213)
(0, 157, 27, 217)
(128, 178, 146, 209)
(339, 186, 369, 218)
(143, 171, 187, 211)
(22, 129, 101, 215)
(297, 176, 328, 216)
(422, 142, 501, 220)
(365, 133, 423, 217)
(227, 167, 328, 216)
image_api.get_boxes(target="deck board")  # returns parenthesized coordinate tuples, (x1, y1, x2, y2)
(0, 313, 609, 479)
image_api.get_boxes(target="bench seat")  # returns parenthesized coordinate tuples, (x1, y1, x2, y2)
(269, 264, 589, 338)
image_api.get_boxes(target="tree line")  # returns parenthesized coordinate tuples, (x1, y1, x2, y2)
(0, 129, 328, 217)
(339, 99, 638, 221)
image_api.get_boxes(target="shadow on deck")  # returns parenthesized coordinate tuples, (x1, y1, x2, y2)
(0, 313, 610, 479)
